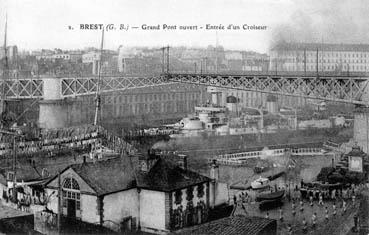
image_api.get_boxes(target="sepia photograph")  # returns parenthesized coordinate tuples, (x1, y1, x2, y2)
(0, 0, 368, 234)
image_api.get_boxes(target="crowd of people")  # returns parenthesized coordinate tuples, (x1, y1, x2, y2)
(232, 182, 367, 234)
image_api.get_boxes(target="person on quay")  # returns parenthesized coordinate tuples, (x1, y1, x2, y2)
(325, 206, 329, 221)
(319, 192, 324, 206)
(342, 200, 347, 214)
(279, 207, 284, 221)
(300, 199, 304, 212)
(287, 224, 293, 235)
(312, 212, 317, 229)
(302, 217, 308, 233)
(309, 195, 314, 207)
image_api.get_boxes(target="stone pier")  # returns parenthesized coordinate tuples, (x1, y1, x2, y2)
(354, 105, 369, 153)
(38, 78, 73, 129)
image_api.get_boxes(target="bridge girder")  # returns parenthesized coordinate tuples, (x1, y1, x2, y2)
(60, 76, 168, 97)
(0, 78, 43, 99)
(1, 74, 369, 105)
(166, 74, 369, 105)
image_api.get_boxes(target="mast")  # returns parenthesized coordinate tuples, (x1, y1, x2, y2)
(1, 14, 8, 125)
(215, 31, 219, 73)
(93, 29, 104, 126)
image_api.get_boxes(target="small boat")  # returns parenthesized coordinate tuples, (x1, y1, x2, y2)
(251, 177, 270, 189)
(256, 190, 285, 202)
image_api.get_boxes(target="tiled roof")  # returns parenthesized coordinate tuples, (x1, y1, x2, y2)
(70, 157, 137, 196)
(0, 150, 99, 183)
(271, 42, 369, 52)
(137, 158, 210, 192)
(176, 215, 276, 235)
(46, 156, 210, 195)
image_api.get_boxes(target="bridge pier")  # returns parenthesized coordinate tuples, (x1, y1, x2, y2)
(354, 106, 369, 153)
(38, 78, 72, 129)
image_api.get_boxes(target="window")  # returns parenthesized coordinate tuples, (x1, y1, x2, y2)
(174, 190, 182, 205)
(63, 178, 80, 190)
(197, 184, 205, 198)
(7, 172, 14, 181)
(186, 187, 194, 201)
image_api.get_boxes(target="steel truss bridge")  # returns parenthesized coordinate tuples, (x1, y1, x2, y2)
(1, 74, 369, 105)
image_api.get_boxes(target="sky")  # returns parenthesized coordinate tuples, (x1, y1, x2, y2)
(0, 0, 368, 53)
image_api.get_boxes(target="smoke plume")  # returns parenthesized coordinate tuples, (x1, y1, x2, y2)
(270, 0, 369, 48)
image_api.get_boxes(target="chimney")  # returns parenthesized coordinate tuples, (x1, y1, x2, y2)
(178, 154, 188, 170)
(210, 159, 219, 182)
(209, 159, 219, 209)
(140, 151, 159, 172)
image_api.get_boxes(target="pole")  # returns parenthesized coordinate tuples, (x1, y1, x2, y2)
(200, 60, 203, 74)
(304, 48, 306, 76)
(57, 171, 61, 234)
(161, 47, 165, 73)
(12, 135, 16, 201)
(1, 14, 8, 122)
(316, 48, 319, 77)
(166, 46, 169, 73)
(93, 29, 104, 126)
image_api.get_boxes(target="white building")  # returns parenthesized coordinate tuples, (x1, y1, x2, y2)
(44, 155, 224, 234)
(270, 42, 369, 73)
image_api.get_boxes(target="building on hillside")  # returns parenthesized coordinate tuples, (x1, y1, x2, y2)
(270, 42, 369, 74)
(44, 155, 226, 234)
(82, 50, 118, 75)
(0, 45, 18, 61)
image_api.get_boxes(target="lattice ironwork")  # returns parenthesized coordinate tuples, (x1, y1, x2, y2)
(61, 76, 168, 97)
(0, 78, 43, 99)
(165, 74, 369, 105)
(1, 75, 368, 106)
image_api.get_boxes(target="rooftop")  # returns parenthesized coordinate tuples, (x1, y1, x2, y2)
(47, 156, 210, 195)
(175, 215, 276, 235)
(271, 42, 369, 52)
(137, 158, 210, 192)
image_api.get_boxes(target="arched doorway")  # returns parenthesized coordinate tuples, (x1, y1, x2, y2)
(62, 177, 81, 218)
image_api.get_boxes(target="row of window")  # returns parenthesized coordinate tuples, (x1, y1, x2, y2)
(279, 58, 369, 64)
(174, 184, 205, 205)
(84, 92, 202, 104)
(281, 64, 369, 71)
(109, 101, 197, 116)
(280, 52, 369, 58)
